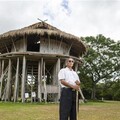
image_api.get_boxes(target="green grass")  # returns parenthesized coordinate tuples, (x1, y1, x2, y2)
(0, 101, 120, 120)
(79, 101, 120, 120)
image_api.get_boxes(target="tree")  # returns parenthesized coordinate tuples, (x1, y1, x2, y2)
(79, 34, 120, 100)
(96, 79, 120, 100)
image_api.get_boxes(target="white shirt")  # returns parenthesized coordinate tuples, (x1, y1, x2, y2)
(58, 67, 80, 88)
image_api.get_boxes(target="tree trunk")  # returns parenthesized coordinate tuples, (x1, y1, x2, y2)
(91, 82, 96, 100)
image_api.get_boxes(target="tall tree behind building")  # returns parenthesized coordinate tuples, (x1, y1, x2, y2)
(79, 34, 120, 100)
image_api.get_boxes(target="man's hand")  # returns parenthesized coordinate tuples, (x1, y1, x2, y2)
(75, 80, 80, 85)
(71, 85, 80, 91)
(60, 79, 80, 91)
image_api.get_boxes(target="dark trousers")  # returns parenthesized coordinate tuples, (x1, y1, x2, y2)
(59, 88, 77, 120)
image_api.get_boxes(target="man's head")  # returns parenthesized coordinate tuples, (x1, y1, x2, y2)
(65, 58, 74, 68)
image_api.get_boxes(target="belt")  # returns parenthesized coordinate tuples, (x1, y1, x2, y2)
(62, 87, 76, 91)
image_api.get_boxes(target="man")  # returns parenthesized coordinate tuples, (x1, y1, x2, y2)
(58, 58, 80, 120)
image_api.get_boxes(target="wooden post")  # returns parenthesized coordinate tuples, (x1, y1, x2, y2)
(21, 55, 26, 103)
(58, 37, 63, 53)
(0, 60, 1, 100)
(38, 60, 42, 102)
(52, 58, 61, 102)
(2, 60, 4, 75)
(12, 39, 17, 52)
(0, 60, 1, 77)
(57, 58, 61, 101)
(52, 61, 57, 85)
(67, 43, 73, 54)
(41, 58, 43, 100)
(31, 66, 34, 103)
(23, 36, 27, 52)
(1, 84, 7, 100)
(75, 62, 78, 72)
(0, 66, 9, 100)
(14, 58, 19, 102)
(48, 35, 50, 52)
(5, 59, 12, 101)
(43, 60, 47, 102)
(0, 60, 4, 99)
(4, 43, 9, 53)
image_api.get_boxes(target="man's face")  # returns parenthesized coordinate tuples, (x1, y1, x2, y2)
(66, 58, 74, 68)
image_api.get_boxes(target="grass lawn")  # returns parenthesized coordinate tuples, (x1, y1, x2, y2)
(0, 101, 120, 120)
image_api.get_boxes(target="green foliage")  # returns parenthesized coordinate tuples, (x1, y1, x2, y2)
(79, 34, 120, 100)
(96, 79, 120, 100)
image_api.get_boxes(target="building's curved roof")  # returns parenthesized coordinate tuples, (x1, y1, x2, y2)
(0, 22, 87, 55)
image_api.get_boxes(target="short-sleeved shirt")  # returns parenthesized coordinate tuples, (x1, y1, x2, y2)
(58, 67, 80, 88)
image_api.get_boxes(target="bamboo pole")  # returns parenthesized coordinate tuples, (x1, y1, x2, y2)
(0, 60, 1, 100)
(14, 58, 19, 102)
(1, 84, 7, 100)
(2, 60, 4, 75)
(57, 58, 61, 101)
(23, 36, 27, 51)
(31, 66, 34, 103)
(76, 91, 79, 120)
(75, 63, 79, 120)
(0, 60, 5, 99)
(0, 67, 8, 99)
(48, 35, 50, 52)
(41, 58, 43, 101)
(75, 63, 78, 72)
(43, 60, 47, 102)
(4, 43, 9, 53)
(38, 60, 42, 102)
(0, 60, 1, 77)
(11, 39, 17, 52)
(21, 55, 26, 103)
(52, 61, 56, 86)
(5, 59, 12, 101)
(58, 37, 63, 53)
(75, 63, 85, 101)
(67, 42, 73, 54)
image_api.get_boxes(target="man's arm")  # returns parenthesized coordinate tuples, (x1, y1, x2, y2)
(60, 79, 80, 91)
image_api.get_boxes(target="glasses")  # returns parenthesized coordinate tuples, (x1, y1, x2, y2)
(68, 60, 74, 63)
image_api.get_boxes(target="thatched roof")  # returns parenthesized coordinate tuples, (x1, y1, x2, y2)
(0, 22, 87, 55)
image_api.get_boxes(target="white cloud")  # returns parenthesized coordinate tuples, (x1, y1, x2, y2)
(0, 0, 120, 41)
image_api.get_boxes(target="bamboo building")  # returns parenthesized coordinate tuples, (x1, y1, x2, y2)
(0, 22, 87, 103)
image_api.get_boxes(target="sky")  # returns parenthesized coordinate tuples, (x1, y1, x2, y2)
(0, 0, 120, 41)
